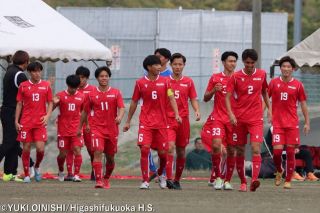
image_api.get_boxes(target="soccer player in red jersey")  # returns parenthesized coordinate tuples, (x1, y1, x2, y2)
(123, 55, 181, 189)
(165, 53, 200, 190)
(53, 75, 85, 182)
(79, 66, 125, 189)
(15, 62, 53, 183)
(202, 51, 238, 190)
(268, 56, 310, 189)
(226, 49, 271, 192)
(62, 66, 96, 181)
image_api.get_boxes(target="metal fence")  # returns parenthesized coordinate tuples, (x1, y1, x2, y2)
(55, 7, 288, 99)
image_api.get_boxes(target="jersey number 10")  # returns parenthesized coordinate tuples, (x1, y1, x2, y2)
(68, 103, 76, 111)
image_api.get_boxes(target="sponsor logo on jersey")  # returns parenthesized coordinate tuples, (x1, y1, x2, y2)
(156, 83, 164, 86)
(38, 87, 46, 90)
(180, 83, 188, 87)
(288, 86, 296, 90)
(253, 78, 261, 81)
(75, 97, 82, 100)
(107, 95, 115, 98)
(83, 91, 90, 93)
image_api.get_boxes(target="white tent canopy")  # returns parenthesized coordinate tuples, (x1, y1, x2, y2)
(0, 0, 112, 62)
(276, 28, 320, 67)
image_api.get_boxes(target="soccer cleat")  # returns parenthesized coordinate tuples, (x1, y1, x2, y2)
(172, 181, 182, 190)
(13, 175, 23, 183)
(214, 177, 223, 190)
(58, 172, 65, 182)
(72, 175, 81, 182)
(283, 181, 291, 189)
(103, 179, 110, 189)
(64, 174, 74, 181)
(292, 172, 304, 181)
(34, 168, 42, 182)
(306, 172, 319, 181)
(223, 181, 233, 190)
(30, 166, 35, 179)
(23, 176, 31, 183)
(158, 174, 167, 189)
(274, 171, 283, 186)
(139, 181, 150, 189)
(238, 183, 247, 192)
(95, 180, 104, 188)
(208, 180, 215, 187)
(2, 173, 13, 182)
(250, 180, 260, 192)
(166, 179, 174, 189)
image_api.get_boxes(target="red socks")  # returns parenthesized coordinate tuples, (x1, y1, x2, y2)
(104, 161, 115, 180)
(66, 151, 74, 176)
(22, 151, 30, 177)
(212, 153, 221, 178)
(273, 149, 283, 173)
(74, 154, 82, 176)
(140, 146, 150, 182)
(285, 147, 295, 182)
(157, 152, 167, 176)
(251, 155, 262, 182)
(236, 156, 247, 184)
(165, 154, 174, 180)
(57, 156, 65, 172)
(35, 151, 44, 168)
(174, 157, 185, 182)
(225, 156, 236, 182)
(92, 161, 102, 181)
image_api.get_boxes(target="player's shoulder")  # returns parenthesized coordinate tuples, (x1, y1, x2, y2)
(291, 78, 304, 87)
(270, 76, 281, 83)
(19, 80, 29, 87)
(255, 68, 267, 76)
(39, 80, 51, 86)
(56, 90, 65, 97)
(75, 91, 85, 99)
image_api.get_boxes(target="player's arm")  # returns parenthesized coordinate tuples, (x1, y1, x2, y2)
(168, 88, 182, 123)
(78, 110, 88, 136)
(203, 83, 223, 102)
(15, 101, 23, 131)
(116, 107, 125, 125)
(225, 92, 236, 125)
(300, 101, 310, 135)
(41, 101, 53, 125)
(52, 95, 60, 111)
(190, 98, 201, 121)
(261, 88, 272, 123)
(123, 100, 138, 132)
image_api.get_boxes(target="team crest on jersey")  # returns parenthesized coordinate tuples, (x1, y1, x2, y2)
(241, 78, 245, 81)
(65, 96, 67, 99)
(96, 95, 99, 99)
(144, 84, 148, 88)
(28, 86, 31, 90)
(277, 84, 280, 88)
(220, 78, 223, 82)
(156, 83, 164, 86)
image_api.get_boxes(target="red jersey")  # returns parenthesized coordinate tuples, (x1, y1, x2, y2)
(166, 75, 197, 118)
(78, 83, 95, 95)
(268, 77, 307, 128)
(226, 69, 268, 122)
(85, 87, 124, 136)
(205, 72, 235, 123)
(17, 80, 53, 128)
(56, 90, 85, 136)
(132, 76, 171, 128)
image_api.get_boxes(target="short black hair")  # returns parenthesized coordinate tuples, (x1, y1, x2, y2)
(12, 50, 29, 65)
(242, 49, 258, 61)
(27, 62, 43, 72)
(75, 66, 90, 78)
(95, 66, 111, 78)
(194, 137, 201, 144)
(221, 51, 238, 61)
(66, 74, 80, 88)
(154, 48, 171, 59)
(170, 53, 186, 64)
(279, 56, 297, 69)
(143, 55, 161, 71)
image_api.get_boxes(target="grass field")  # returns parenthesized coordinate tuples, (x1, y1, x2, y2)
(0, 177, 319, 213)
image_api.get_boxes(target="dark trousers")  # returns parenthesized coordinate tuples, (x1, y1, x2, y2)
(296, 149, 314, 173)
(0, 107, 34, 175)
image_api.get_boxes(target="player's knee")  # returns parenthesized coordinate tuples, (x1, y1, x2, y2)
(73, 147, 81, 155)
(140, 146, 150, 158)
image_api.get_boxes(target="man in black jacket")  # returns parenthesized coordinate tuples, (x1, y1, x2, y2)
(0, 50, 34, 181)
